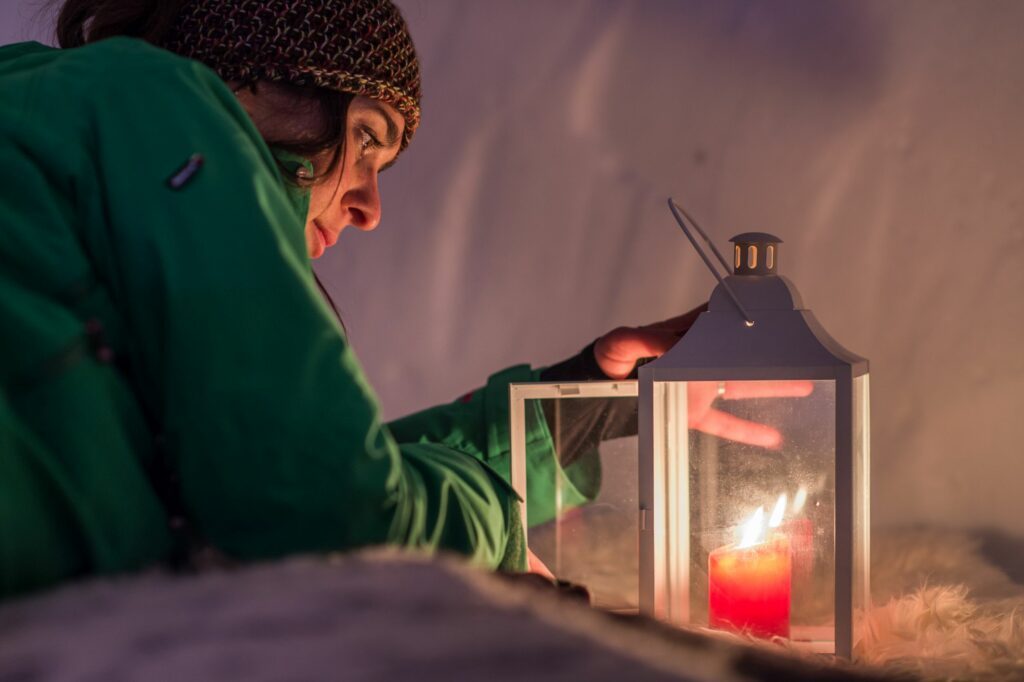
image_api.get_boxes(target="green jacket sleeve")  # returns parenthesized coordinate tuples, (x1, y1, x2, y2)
(388, 366, 597, 527)
(59, 40, 520, 568)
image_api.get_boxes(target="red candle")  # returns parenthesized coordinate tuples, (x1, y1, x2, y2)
(708, 535, 791, 638)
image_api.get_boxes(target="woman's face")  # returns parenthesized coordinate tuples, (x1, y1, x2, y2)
(235, 85, 404, 259)
(304, 96, 405, 258)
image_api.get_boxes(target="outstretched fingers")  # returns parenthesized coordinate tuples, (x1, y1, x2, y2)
(722, 380, 814, 400)
(695, 408, 783, 450)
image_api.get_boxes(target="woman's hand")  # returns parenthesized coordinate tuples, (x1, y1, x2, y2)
(593, 303, 814, 448)
(687, 379, 814, 449)
(593, 304, 707, 380)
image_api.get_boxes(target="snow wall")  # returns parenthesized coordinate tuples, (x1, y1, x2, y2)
(4, 1, 1022, 536)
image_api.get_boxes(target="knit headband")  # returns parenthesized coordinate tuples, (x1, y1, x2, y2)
(161, 0, 421, 150)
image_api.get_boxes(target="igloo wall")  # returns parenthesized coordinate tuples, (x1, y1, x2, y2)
(5, 0, 1021, 536)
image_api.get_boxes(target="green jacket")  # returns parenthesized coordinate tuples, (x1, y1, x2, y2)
(0, 38, 587, 599)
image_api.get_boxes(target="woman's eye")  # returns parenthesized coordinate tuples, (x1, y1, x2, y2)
(358, 128, 380, 156)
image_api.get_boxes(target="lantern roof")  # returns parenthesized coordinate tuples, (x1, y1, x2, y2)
(645, 273, 868, 379)
(730, 232, 783, 244)
(657, 203, 867, 378)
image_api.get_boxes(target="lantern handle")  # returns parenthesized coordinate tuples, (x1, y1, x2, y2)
(669, 200, 733, 273)
(667, 198, 755, 327)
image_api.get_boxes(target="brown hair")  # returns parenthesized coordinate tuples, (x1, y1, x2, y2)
(55, 0, 185, 48)
(54, 0, 350, 185)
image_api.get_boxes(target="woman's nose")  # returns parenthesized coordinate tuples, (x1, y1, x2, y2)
(344, 173, 381, 232)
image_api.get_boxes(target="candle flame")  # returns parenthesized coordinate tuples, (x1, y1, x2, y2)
(768, 494, 787, 528)
(738, 506, 765, 549)
(736, 493, 790, 549)
(792, 486, 808, 514)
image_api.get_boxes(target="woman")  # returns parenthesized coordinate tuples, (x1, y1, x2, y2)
(0, 0, 777, 599)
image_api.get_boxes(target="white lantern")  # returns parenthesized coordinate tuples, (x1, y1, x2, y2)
(510, 203, 870, 658)
(638, 204, 870, 657)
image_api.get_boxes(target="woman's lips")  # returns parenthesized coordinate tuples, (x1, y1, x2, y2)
(316, 221, 338, 248)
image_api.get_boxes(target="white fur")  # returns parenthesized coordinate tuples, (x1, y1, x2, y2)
(855, 584, 1024, 680)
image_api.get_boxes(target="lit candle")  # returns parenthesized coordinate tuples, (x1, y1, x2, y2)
(708, 504, 792, 639)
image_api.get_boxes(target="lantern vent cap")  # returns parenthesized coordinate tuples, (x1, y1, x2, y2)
(730, 233, 782, 276)
(730, 232, 783, 244)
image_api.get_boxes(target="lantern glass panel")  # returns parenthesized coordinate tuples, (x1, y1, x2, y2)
(652, 378, 839, 651)
(509, 383, 639, 613)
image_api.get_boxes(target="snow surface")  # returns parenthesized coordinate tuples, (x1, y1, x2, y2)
(3, 1, 1022, 534)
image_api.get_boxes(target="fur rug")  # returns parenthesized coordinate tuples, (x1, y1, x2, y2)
(0, 550, 881, 682)
(528, 438, 1024, 681)
(532, 515, 1024, 681)
(0, 529, 1021, 681)
(699, 528, 1024, 681)
(855, 529, 1024, 681)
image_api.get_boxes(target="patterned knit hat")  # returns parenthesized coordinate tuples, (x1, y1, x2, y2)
(162, 0, 421, 149)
